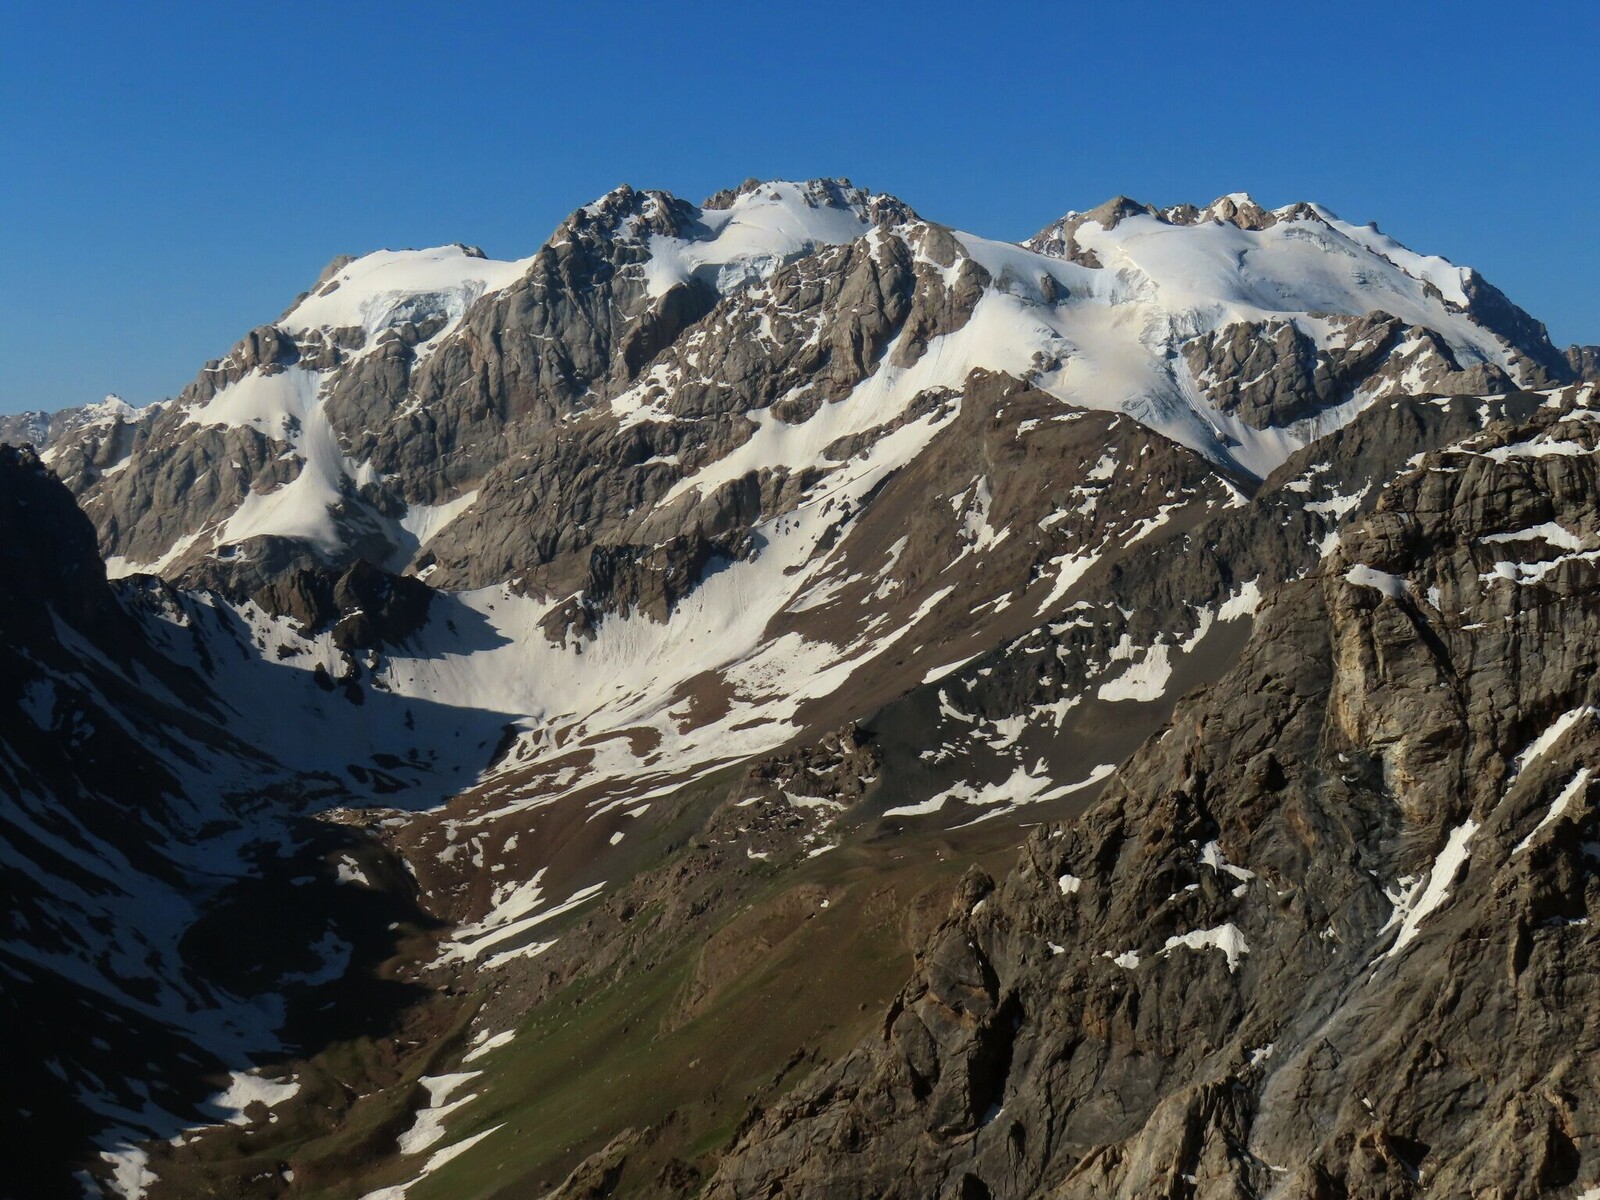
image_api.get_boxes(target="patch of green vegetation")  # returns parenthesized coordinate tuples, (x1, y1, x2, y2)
(402, 857, 952, 1200)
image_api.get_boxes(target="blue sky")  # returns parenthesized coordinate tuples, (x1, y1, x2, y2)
(3, 1, 1595, 412)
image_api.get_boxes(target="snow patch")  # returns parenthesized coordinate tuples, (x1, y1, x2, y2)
(398, 1072, 480, 1157)
(1344, 563, 1407, 598)
(1514, 768, 1592, 855)
(1096, 638, 1172, 703)
(1162, 923, 1250, 972)
(1380, 820, 1479, 958)
(203, 1070, 300, 1127)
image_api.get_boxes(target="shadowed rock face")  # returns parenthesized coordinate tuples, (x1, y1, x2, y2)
(0, 443, 114, 633)
(250, 558, 433, 651)
(709, 395, 1600, 1200)
(417, 219, 992, 597)
(0, 456, 451, 1199)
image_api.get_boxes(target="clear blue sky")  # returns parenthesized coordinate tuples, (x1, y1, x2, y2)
(3, 1, 1595, 412)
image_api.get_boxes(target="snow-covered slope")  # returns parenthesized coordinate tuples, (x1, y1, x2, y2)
(278, 244, 534, 345)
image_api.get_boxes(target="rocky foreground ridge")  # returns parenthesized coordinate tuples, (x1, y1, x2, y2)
(709, 392, 1600, 1199)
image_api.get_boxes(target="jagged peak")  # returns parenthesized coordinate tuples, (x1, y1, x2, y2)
(313, 253, 358, 289)
(82, 393, 135, 418)
(1034, 192, 1319, 245)
(552, 177, 919, 302)
(1197, 192, 1274, 229)
(558, 178, 913, 254)
(700, 177, 918, 227)
(563, 183, 699, 242)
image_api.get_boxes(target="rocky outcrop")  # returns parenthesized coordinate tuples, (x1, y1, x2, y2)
(710, 393, 1600, 1199)
(420, 219, 994, 595)
(250, 558, 433, 650)
(0, 409, 55, 448)
(856, 387, 1549, 829)
(538, 528, 757, 641)
(1460, 272, 1576, 384)
(1569, 344, 1600, 382)
(0, 444, 115, 634)
(1, 452, 450, 1200)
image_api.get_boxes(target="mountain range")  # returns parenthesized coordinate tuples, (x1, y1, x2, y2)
(5, 177, 1600, 1200)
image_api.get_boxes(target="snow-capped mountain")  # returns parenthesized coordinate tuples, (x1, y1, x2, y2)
(53, 178, 1578, 596)
(6, 178, 1600, 1200)
(0, 395, 154, 473)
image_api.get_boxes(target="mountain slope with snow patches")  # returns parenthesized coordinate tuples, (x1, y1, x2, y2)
(7, 180, 1598, 1200)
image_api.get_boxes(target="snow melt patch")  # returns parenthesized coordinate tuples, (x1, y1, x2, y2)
(1218, 578, 1262, 621)
(398, 491, 478, 550)
(462, 1029, 516, 1063)
(1480, 436, 1590, 463)
(1380, 820, 1479, 958)
(1344, 563, 1407, 598)
(96, 1145, 157, 1200)
(1481, 522, 1589, 553)
(887, 762, 1114, 824)
(18, 679, 55, 729)
(398, 1072, 481, 1156)
(104, 531, 203, 581)
(335, 856, 370, 887)
(1096, 638, 1172, 703)
(203, 1070, 300, 1126)
(358, 1124, 505, 1200)
(1513, 707, 1597, 779)
(1199, 840, 1255, 882)
(1514, 768, 1592, 855)
(1162, 924, 1250, 972)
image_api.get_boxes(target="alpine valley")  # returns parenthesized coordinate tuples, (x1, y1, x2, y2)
(6, 178, 1600, 1200)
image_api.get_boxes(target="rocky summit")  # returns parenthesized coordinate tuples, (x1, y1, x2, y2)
(5, 178, 1600, 1200)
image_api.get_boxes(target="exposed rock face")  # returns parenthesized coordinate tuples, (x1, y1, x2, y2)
(68, 180, 914, 593)
(1461, 272, 1576, 382)
(854, 387, 1548, 830)
(1570, 344, 1600, 382)
(1025, 195, 1158, 266)
(250, 557, 433, 650)
(1183, 314, 1516, 428)
(421, 219, 1007, 600)
(710, 393, 1600, 1199)
(0, 409, 53, 448)
(538, 528, 757, 641)
(0, 454, 462, 1200)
